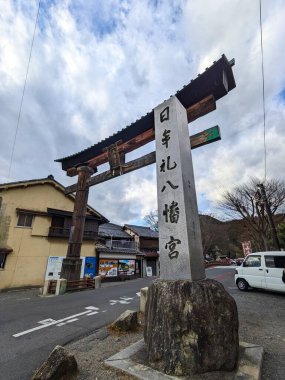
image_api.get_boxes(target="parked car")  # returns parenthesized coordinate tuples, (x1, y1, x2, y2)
(235, 251, 285, 293)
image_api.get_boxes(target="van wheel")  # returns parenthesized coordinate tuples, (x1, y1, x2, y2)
(237, 278, 248, 291)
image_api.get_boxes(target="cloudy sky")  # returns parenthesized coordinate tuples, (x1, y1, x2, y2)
(1, 0, 285, 225)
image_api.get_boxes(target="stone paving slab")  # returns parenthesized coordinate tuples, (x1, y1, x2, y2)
(105, 340, 264, 380)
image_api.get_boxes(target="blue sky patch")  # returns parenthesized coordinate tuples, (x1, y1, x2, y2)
(278, 87, 285, 103)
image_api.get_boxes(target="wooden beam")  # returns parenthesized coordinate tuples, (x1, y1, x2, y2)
(65, 126, 221, 195)
(66, 128, 155, 177)
(66, 95, 216, 177)
(187, 95, 216, 123)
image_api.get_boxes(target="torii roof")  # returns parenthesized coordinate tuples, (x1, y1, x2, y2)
(56, 54, 235, 171)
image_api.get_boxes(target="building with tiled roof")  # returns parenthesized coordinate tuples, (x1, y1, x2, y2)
(0, 176, 107, 290)
(124, 224, 159, 276)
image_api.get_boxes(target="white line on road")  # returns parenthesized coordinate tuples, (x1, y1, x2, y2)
(13, 306, 99, 338)
(66, 318, 79, 323)
(38, 319, 56, 325)
(86, 311, 99, 316)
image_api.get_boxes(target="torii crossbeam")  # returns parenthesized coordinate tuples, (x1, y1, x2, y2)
(56, 54, 236, 281)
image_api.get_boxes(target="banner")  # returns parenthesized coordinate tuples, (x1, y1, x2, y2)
(99, 259, 118, 277)
(241, 241, 252, 256)
(118, 259, 135, 276)
(83, 257, 96, 278)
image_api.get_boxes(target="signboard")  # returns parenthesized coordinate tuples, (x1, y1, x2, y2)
(45, 256, 64, 280)
(242, 241, 252, 256)
(99, 259, 118, 277)
(83, 257, 96, 278)
(45, 256, 92, 280)
(146, 266, 153, 277)
(118, 260, 135, 276)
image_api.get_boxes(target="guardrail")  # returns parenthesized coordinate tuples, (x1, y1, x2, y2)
(66, 278, 95, 292)
(47, 280, 57, 294)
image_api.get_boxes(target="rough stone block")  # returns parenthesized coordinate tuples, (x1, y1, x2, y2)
(144, 279, 239, 376)
(32, 345, 77, 380)
(110, 310, 138, 332)
(95, 276, 101, 289)
(140, 287, 148, 313)
(55, 279, 67, 295)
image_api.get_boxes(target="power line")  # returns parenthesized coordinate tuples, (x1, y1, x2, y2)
(259, 0, 267, 182)
(8, 0, 41, 179)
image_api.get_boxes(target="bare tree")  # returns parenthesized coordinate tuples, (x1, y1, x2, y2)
(219, 178, 285, 251)
(144, 210, 158, 232)
(199, 214, 224, 257)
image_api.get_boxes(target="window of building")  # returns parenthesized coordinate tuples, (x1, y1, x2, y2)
(17, 213, 33, 228)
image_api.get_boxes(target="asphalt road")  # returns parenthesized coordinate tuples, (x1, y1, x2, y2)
(0, 277, 153, 380)
(1, 267, 284, 380)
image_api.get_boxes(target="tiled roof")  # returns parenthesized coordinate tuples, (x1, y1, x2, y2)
(124, 224, 158, 238)
(56, 55, 235, 170)
(99, 223, 131, 239)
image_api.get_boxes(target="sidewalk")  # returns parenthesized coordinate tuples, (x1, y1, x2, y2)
(0, 278, 141, 301)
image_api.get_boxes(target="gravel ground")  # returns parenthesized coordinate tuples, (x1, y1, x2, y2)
(66, 287, 285, 380)
(233, 289, 285, 380)
(68, 326, 142, 380)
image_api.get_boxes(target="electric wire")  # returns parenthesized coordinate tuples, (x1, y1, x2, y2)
(259, 0, 267, 182)
(7, 0, 41, 179)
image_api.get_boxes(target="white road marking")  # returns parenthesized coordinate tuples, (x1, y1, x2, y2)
(13, 306, 99, 338)
(121, 297, 133, 301)
(57, 318, 79, 326)
(109, 296, 133, 305)
(66, 318, 78, 323)
(38, 319, 56, 325)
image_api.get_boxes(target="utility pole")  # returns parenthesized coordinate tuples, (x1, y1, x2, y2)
(257, 183, 281, 251)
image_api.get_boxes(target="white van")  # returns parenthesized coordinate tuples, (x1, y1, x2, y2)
(235, 251, 285, 293)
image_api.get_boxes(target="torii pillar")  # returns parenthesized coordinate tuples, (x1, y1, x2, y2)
(61, 166, 94, 281)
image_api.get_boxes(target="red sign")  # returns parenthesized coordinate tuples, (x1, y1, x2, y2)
(241, 241, 252, 256)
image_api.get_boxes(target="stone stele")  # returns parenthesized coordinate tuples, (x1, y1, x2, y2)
(144, 279, 239, 376)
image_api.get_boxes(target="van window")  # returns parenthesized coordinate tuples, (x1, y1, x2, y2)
(265, 256, 285, 268)
(243, 255, 261, 267)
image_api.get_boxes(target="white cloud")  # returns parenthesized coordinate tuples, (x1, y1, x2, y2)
(0, 0, 285, 224)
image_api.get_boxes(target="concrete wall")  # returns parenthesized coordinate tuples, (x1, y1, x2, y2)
(0, 183, 97, 290)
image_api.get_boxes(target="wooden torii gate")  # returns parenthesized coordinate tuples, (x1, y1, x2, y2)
(56, 54, 236, 281)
